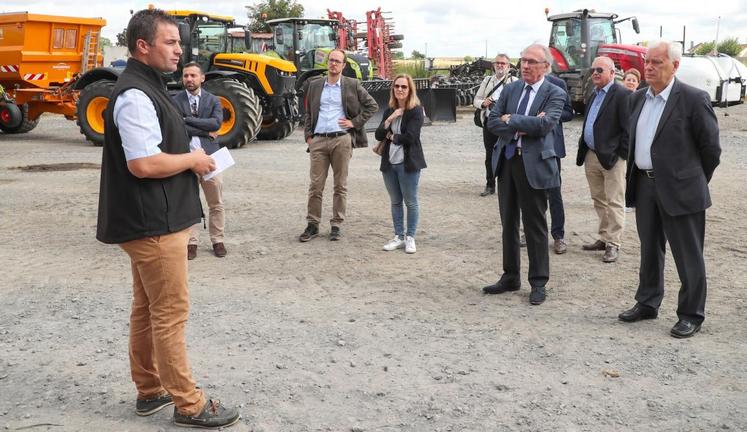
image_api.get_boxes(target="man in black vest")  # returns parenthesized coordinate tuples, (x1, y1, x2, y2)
(96, 9, 239, 429)
(172, 62, 227, 260)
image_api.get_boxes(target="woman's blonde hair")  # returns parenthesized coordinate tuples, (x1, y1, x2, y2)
(624, 68, 641, 82)
(389, 74, 421, 110)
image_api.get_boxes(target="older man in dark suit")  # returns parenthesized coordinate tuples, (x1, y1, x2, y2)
(577, 56, 630, 263)
(618, 40, 720, 338)
(300, 49, 377, 242)
(483, 44, 566, 305)
(172, 62, 226, 260)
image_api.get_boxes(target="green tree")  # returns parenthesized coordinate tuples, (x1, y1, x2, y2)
(246, 0, 304, 33)
(717, 37, 741, 57)
(411, 50, 425, 59)
(100, 37, 112, 48)
(464, 55, 474, 62)
(392, 51, 404, 60)
(115, 28, 127, 47)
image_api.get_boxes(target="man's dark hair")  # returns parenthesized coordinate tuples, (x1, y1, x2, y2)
(183, 62, 203, 73)
(126, 8, 178, 54)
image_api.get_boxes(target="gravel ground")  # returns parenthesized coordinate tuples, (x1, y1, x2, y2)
(0, 103, 746, 432)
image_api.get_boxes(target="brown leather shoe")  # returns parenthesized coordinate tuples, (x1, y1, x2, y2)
(553, 238, 567, 254)
(187, 244, 197, 260)
(602, 244, 619, 262)
(582, 239, 606, 251)
(213, 242, 227, 258)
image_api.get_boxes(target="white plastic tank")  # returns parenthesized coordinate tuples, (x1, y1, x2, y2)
(676, 54, 746, 105)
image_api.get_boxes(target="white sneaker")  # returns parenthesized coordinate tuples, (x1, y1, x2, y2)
(383, 236, 405, 251)
(405, 236, 416, 254)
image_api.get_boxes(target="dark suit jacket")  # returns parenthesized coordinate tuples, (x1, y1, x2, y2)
(544, 74, 574, 158)
(304, 75, 378, 148)
(374, 105, 427, 172)
(577, 81, 630, 170)
(486, 77, 565, 190)
(625, 78, 720, 216)
(172, 89, 223, 155)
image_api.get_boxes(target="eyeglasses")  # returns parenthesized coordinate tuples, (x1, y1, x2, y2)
(393, 84, 409, 89)
(590, 67, 608, 74)
(520, 58, 547, 66)
(328, 59, 344, 64)
(493, 61, 508, 66)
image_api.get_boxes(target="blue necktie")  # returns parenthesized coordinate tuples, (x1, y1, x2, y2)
(505, 85, 532, 160)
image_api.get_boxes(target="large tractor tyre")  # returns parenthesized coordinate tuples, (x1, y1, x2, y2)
(203, 78, 262, 149)
(390, 34, 404, 41)
(257, 117, 295, 141)
(77, 80, 116, 146)
(0, 103, 40, 134)
(388, 42, 403, 49)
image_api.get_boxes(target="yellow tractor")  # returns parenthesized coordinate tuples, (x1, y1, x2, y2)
(74, 9, 300, 147)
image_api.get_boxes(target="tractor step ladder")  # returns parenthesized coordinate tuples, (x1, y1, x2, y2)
(81, 31, 102, 73)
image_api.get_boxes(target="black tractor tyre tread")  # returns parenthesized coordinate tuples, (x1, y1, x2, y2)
(76, 80, 116, 146)
(257, 119, 295, 141)
(203, 78, 262, 149)
(390, 34, 405, 41)
(0, 103, 40, 134)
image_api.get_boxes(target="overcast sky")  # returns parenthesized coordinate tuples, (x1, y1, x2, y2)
(3, 1, 746, 57)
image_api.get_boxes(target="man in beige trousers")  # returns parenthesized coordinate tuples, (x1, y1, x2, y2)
(299, 49, 377, 242)
(576, 56, 631, 262)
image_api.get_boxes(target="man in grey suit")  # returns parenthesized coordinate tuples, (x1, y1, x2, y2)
(299, 49, 377, 242)
(618, 40, 720, 338)
(483, 44, 566, 305)
(172, 62, 226, 259)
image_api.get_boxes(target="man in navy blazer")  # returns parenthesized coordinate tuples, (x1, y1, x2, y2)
(618, 41, 720, 338)
(172, 62, 226, 259)
(543, 72, 574, 254)
(483, 44, 566, 305)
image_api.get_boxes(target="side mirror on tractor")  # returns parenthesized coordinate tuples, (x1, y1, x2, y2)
(178, 22, 190, 44)
(632, 17, 640, 34)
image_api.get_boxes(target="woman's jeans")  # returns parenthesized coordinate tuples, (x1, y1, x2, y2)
(382, 163, 421, 238)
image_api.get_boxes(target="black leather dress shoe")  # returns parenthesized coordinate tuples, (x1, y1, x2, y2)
(529, 286, 546, 305)
(670, 320, 701, 338)
(482, 278, 520, 294)
(618, 304, 658, 322)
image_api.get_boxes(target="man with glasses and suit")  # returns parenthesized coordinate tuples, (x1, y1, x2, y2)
(576, 56, 630, 263)
(299, 49, 378, 242)
(173, 62, 226, 260)
(483, 44, 565, 305)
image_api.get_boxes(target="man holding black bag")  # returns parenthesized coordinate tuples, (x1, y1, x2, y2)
(473, 53, 517, 196)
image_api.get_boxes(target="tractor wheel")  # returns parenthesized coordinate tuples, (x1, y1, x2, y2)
(390, 34, 404, 41)
(77, 80, 115, 146)
(203, 78, 262, 149)
(0, 103, 39, 134)
(257, 117, 295, 141)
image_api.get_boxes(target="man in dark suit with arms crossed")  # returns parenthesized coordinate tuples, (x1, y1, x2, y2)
(482, 44, 565, 305)
(618, 40, 720, 338)
(172, 62, 227, 259)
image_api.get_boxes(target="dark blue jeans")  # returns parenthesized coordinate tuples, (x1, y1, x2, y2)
(382, 163, 421, 238)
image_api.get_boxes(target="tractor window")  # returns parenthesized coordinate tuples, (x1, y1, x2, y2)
(298, 24, 336, 53)
(64, 29, 78, 49)
(549, 19, 582, 68)
(273, 23, 295, 61)
(587, 18, 617, 59)
(195, 24, 227, 70)
(53, 28, 64, 49)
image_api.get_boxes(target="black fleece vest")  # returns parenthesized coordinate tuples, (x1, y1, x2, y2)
(96, 58, 201, 244)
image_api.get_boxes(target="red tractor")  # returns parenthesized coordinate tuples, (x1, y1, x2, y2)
(546, 8, 642, 112)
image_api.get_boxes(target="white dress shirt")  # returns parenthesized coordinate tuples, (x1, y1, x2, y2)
(517, 77, 545, 148)
(113, 89, 162, 161)
(314, 78, 345, 134)
(635, 78, 675, 170)
(185, 89, 203, 151)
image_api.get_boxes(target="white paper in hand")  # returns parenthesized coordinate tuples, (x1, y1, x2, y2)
(203, 147, 235, 181)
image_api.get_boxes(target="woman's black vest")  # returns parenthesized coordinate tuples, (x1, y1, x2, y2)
(96, 58, 201, 244)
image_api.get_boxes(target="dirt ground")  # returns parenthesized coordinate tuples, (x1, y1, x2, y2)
(1, 103, 746, 432)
